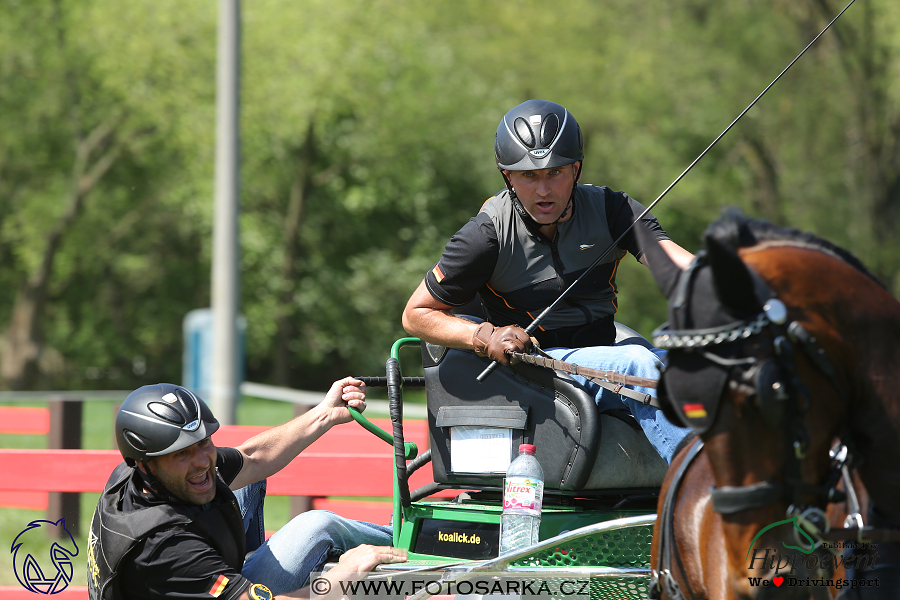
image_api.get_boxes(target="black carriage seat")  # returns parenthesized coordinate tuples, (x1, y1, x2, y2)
(422, 322, 667, 494)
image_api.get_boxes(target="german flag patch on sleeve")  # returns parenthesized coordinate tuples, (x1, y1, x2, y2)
(208, 574, 229, 598)
(432, 263, 445, 283)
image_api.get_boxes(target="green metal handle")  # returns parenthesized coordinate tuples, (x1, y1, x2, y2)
(348, 406, 418, 460)
(344, 337, 424, 546)
(391, 337, 421, 359)
(347, 336, 423, 460)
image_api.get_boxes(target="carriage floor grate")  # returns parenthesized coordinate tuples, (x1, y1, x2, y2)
(510, 523, 654, 599)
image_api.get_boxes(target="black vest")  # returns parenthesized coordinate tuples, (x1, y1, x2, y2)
(87, 462, 246, 600)
(480, 185, 626, 343)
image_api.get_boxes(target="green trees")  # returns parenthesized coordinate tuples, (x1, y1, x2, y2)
(1, 0, 897, 391)
(0, 1, 216, 389)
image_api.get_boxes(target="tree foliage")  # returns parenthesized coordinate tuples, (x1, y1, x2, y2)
(1, 0, 898, 391)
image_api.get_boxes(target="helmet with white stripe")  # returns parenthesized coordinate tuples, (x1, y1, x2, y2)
(495, 99, 584, 171)
(115, 384, 219, 465)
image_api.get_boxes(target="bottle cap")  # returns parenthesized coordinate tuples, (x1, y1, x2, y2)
(519, 444, 536, 454)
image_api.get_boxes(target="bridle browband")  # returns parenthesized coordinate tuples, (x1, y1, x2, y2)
(651, 311, 770, 350)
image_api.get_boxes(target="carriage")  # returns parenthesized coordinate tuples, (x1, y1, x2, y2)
(336, 323, 668, 600)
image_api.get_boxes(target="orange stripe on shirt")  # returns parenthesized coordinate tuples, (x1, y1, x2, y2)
(484, 284, 545, 331)
(432, 264, 445, 282)
(607, 258, 621, 313)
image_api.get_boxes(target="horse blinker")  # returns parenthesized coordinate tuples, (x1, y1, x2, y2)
(655, 372, 684, 428)
(658, 351, 729, 435)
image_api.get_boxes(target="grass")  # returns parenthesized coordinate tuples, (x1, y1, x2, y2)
(0, 391, 413, 587)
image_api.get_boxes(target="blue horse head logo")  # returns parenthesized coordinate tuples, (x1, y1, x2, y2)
(11, 518, 80, 594)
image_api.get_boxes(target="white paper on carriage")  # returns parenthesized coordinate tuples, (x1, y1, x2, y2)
(450, 426, 512, 473)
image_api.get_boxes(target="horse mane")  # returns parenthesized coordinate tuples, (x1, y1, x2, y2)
(704, 208, 885, 288)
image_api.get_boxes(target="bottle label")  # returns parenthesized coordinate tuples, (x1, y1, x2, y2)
(502, 476, 544, 516)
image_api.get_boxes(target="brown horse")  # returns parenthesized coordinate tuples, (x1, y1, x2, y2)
(641, 211, 900, 600)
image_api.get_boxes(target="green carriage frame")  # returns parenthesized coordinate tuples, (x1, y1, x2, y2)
(343, 337, 658, 600)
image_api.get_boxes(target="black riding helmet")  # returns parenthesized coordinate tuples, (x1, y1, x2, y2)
(495, 99, 584, 230)
(115, 383, 219, 466)
(495, 99, 583, 171)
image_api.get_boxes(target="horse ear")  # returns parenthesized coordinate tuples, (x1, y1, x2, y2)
(635, 220, 681, 299)
(704, 234, 761, 316)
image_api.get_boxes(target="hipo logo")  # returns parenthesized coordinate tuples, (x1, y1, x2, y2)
(11, 518, 79, 594)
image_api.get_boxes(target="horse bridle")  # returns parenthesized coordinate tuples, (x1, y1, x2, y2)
(646, 254, 872, 600)
(651, 252, 852, 516)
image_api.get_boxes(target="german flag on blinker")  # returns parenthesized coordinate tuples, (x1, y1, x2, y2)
(208, 574, 229, 597)
(683, 403, 708, 419)
(432, 263, 445, 283)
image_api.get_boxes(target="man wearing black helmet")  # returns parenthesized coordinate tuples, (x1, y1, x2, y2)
(403, 99, 693, 465)
(87, 379, 406, 600)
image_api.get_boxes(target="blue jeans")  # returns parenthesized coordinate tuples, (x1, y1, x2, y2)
(546, 345, 690, 464)
(234, 481, 393, 595)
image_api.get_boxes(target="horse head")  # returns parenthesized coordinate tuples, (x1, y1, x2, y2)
(641, 210, 900, 598)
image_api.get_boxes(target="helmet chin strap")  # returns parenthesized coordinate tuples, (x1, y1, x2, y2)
(554, 161, 582, 225)
(136, 460, 182, 503)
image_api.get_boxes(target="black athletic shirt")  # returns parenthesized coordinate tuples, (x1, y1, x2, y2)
(425, 185, 668, 340)
(117, 447, 250, 600)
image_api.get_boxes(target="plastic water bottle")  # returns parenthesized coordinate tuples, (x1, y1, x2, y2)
(499, 444, 544, 554)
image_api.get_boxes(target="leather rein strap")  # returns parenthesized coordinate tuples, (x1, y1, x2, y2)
(509, 348, 660, 407)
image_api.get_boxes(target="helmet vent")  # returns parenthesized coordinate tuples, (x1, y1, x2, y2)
(169, 389, 199, 423)
(123, 430, 148, 451)
(173, 389, 192, 413)
(514, 117, 535, 148)
(148, 401, 187, 425)
(540, 113, 560, 147)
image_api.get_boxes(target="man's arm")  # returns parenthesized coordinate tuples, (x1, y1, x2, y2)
(272, 545, 409, 600)
(401, 279, 481, 349)
(238, 546, 407, 600)
(228, 377, 366, 490)
(402, 280, 532, 365)
(603, 189, 693, 269)
(639, 239, 694, 269)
